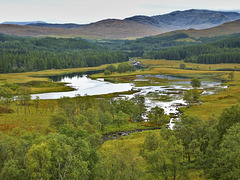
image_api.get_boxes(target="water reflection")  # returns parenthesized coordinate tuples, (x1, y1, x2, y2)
(49, 70, 104, 82)
(32, 73, 227, 129)
(32, 73, 134, 99)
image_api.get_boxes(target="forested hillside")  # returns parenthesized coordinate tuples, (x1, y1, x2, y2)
(96, 32, 240, 62)
(144, 34, 240, 64)
(0, 34, 128, 73)
(93, 33, 200, 57)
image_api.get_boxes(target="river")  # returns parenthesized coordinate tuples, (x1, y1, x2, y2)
(31, 75, 134, 99)
(31, 72, 227, 129)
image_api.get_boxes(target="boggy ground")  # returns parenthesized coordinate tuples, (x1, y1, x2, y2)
(91, 59, 240, 121)
(0, 59, 239, 130)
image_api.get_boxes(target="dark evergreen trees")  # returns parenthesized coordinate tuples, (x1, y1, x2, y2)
(144, 34, 240, 64)
(0, 34, 128, 73)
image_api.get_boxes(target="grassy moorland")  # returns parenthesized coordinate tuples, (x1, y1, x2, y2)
(91, 59, 240, 121)
(139, 60, 240, 120)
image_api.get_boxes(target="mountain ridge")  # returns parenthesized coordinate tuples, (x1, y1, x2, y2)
(0, 9, 240, 39)
(126, 9, 240, 30)
(158, 19, 240, 38)
(3, 9, 240, 31)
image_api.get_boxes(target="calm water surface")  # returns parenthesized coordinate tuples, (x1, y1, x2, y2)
(31, 75, 134, 99)
(31, 72, 227, 129)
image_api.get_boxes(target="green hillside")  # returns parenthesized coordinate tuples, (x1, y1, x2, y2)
(0, 34, 128, 73)
(144, 34, 240, 64)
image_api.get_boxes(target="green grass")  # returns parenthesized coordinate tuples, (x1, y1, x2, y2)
(101, 129, 160, 152)
(101, 129, 205, 179)
(102, 123, 151, 134)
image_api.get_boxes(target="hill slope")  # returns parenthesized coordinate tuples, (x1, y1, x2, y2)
(0, 20, 166, 39)
(126, 9, 240, 30)
(25, 9, 240, 31)
(144, 34, 240, 64)
(160, 19, 240, 38)
(0, 9, 239, 39)
(27, 23, 83, 29)
(0, 24, 71, 37)
(0, 34, 128, 73)
(73, 19, 166, 39)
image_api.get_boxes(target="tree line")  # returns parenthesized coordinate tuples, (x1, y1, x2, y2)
(144, 34, 240, 64)
(92, 33, 199, 57)
(0, 34, 128, 73)
(104, 62, 136, 75)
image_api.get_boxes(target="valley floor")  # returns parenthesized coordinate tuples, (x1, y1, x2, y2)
(1, 59, 240, 179)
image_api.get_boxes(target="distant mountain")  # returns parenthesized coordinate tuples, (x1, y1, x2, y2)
(1, 21, 46, 25)
(74, 19, 166, 39)
(27, 23, 84, 29)
(25, 19, 166, 38)
(0, 9, 240, 39)
(126, 9, 240, 30)
(0, 20, 165, 39)
(159, 19, 240, 38)
(0, 24, 72, 37)
(25, 9, 240, 31)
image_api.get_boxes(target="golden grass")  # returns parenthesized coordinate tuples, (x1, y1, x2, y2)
(101, 130, 159, 152)
(175, 38, 198, 42)
(140, 59, 240, 71)
(183, 74, 240, 121)
(95, 59, 239, 121)
(0, 99, 57, 134)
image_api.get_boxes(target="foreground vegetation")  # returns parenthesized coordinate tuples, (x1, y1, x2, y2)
(1, 96, 240, 179)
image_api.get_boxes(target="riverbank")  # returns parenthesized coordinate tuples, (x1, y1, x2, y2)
(0, 64, 108, 94)
(0, 59, 230, 94)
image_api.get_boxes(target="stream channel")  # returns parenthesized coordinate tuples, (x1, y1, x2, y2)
(31, 72, 227, 130)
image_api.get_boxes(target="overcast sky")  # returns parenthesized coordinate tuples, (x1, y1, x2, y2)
(0, 0, 239, 24)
